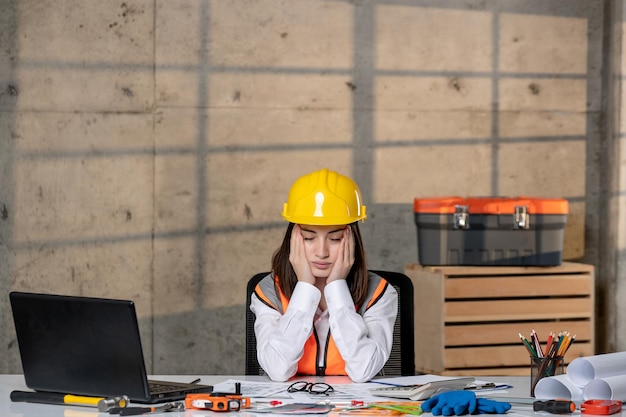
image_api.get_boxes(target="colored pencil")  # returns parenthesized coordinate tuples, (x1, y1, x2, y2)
(531, 330, 543, 358)
(544, 332, 554, 357)
(519, 332, 537, 357)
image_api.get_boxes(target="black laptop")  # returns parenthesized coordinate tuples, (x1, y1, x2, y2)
(9, 291, 213, 403)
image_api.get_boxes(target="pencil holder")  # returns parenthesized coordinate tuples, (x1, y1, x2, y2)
(530, 356, 564, 397)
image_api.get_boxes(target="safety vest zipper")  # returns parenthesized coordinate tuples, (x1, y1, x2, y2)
(316, 330, 331, 376)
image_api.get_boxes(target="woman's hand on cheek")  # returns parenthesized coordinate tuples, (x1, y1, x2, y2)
(289, 225, 316, 285)
(327, 226, 355, 283)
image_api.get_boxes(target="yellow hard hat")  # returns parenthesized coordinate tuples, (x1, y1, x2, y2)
(282, 168, 367, 225)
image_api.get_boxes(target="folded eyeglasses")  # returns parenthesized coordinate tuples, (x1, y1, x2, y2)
(287, 381, 334, 396)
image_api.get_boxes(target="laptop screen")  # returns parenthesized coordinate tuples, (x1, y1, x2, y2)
(10, 292, 152, 400)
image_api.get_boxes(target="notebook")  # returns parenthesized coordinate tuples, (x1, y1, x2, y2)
(9, 291, 213, 403)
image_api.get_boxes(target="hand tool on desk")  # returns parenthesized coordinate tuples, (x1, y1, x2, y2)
(186, 393, 250, 412)
(98, 396, 131, 411)
(533, 400, 576, 414)
(10, 390, 129, 411)
(109, 401, 184, 415)
(580, 400, 623, 415)
(185, 381, 251, 412)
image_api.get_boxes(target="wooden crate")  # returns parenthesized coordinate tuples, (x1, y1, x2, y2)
(405, 262, 595, 376)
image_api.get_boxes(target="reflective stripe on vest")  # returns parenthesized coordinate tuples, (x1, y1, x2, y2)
(254, 272, 389, 376)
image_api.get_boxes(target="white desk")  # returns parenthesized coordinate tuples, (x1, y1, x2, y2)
(1, 375, 535, 417)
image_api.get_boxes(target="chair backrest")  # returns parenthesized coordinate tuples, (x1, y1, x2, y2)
(370, 270, 415, 376)
(245, 270, 415, 376)
(245, 272, 268, 376)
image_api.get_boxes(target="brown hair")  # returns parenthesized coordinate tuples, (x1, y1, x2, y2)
(271, 222, 369, 307)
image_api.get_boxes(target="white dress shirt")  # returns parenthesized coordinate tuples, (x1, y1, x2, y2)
(250, 278, 398, 383)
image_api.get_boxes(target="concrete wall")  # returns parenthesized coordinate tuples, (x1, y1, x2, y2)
(615, 0, 626, 355)
(0, 0, 621, 375)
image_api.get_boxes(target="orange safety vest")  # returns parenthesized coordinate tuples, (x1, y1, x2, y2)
(254, 273, 389, 376)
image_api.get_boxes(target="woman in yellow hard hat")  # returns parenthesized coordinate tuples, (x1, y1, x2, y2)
(250, 168, 398, 383)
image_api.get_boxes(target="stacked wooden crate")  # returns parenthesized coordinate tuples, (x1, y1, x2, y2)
(405, 262, 595, 376)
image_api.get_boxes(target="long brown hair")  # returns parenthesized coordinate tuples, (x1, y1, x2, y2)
(271, 222, 369, 307)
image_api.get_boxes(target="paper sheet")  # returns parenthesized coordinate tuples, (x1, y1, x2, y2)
(248, 403, 335, 414)
(533, 374, 583, 401)
(567, 352, 626, 386)
(214, 379, 292, 398)
(583, 375, 626, 401)
(215, 379, 382, 402)
(371, 375, 468, 386)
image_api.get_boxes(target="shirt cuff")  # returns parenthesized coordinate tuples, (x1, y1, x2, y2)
(288, 281, 322, 315)
(324, 279, 354, 311)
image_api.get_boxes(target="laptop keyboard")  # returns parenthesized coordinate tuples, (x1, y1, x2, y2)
(149, 382, 188, 394)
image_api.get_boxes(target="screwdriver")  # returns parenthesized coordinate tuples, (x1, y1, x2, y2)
(109, 401, 184, 415)
(533, 400, 576, 414)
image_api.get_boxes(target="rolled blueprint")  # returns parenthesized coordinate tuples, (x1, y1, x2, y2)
(583, 375, 626, 401)
(534, 374, 583, 401)
(567, 352, 626, 386)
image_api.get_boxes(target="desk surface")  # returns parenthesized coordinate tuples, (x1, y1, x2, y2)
(2, 375, 533, 417)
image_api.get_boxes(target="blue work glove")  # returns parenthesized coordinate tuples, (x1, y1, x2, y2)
(421, 390, 477, 416)
(476, 398, 512, 414)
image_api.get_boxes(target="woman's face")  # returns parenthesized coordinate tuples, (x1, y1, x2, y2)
(297, 224, 347, 278)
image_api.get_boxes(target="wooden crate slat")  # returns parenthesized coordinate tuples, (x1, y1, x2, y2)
(423, 262, 594, 277)
(441, 368, 530, 376)
(445, 298, 593, 322)
(443, 343, 592, 368)
(445, 321, 593, 346)
(445, 275, 592, 298)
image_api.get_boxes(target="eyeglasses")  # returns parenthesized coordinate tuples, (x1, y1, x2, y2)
(287, 381, 334, 396)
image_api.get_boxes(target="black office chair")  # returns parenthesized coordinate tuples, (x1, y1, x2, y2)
(245, 270, 415, 376)
(245, 272, 268, 376)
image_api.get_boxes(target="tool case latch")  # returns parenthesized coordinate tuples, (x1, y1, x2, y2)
(454, 205, 469, 229)
(513, 205, 530, 229)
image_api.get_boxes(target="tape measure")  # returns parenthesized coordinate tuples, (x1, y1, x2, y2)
(185, 393, 251, 412)
(581, 400, 622, 415)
